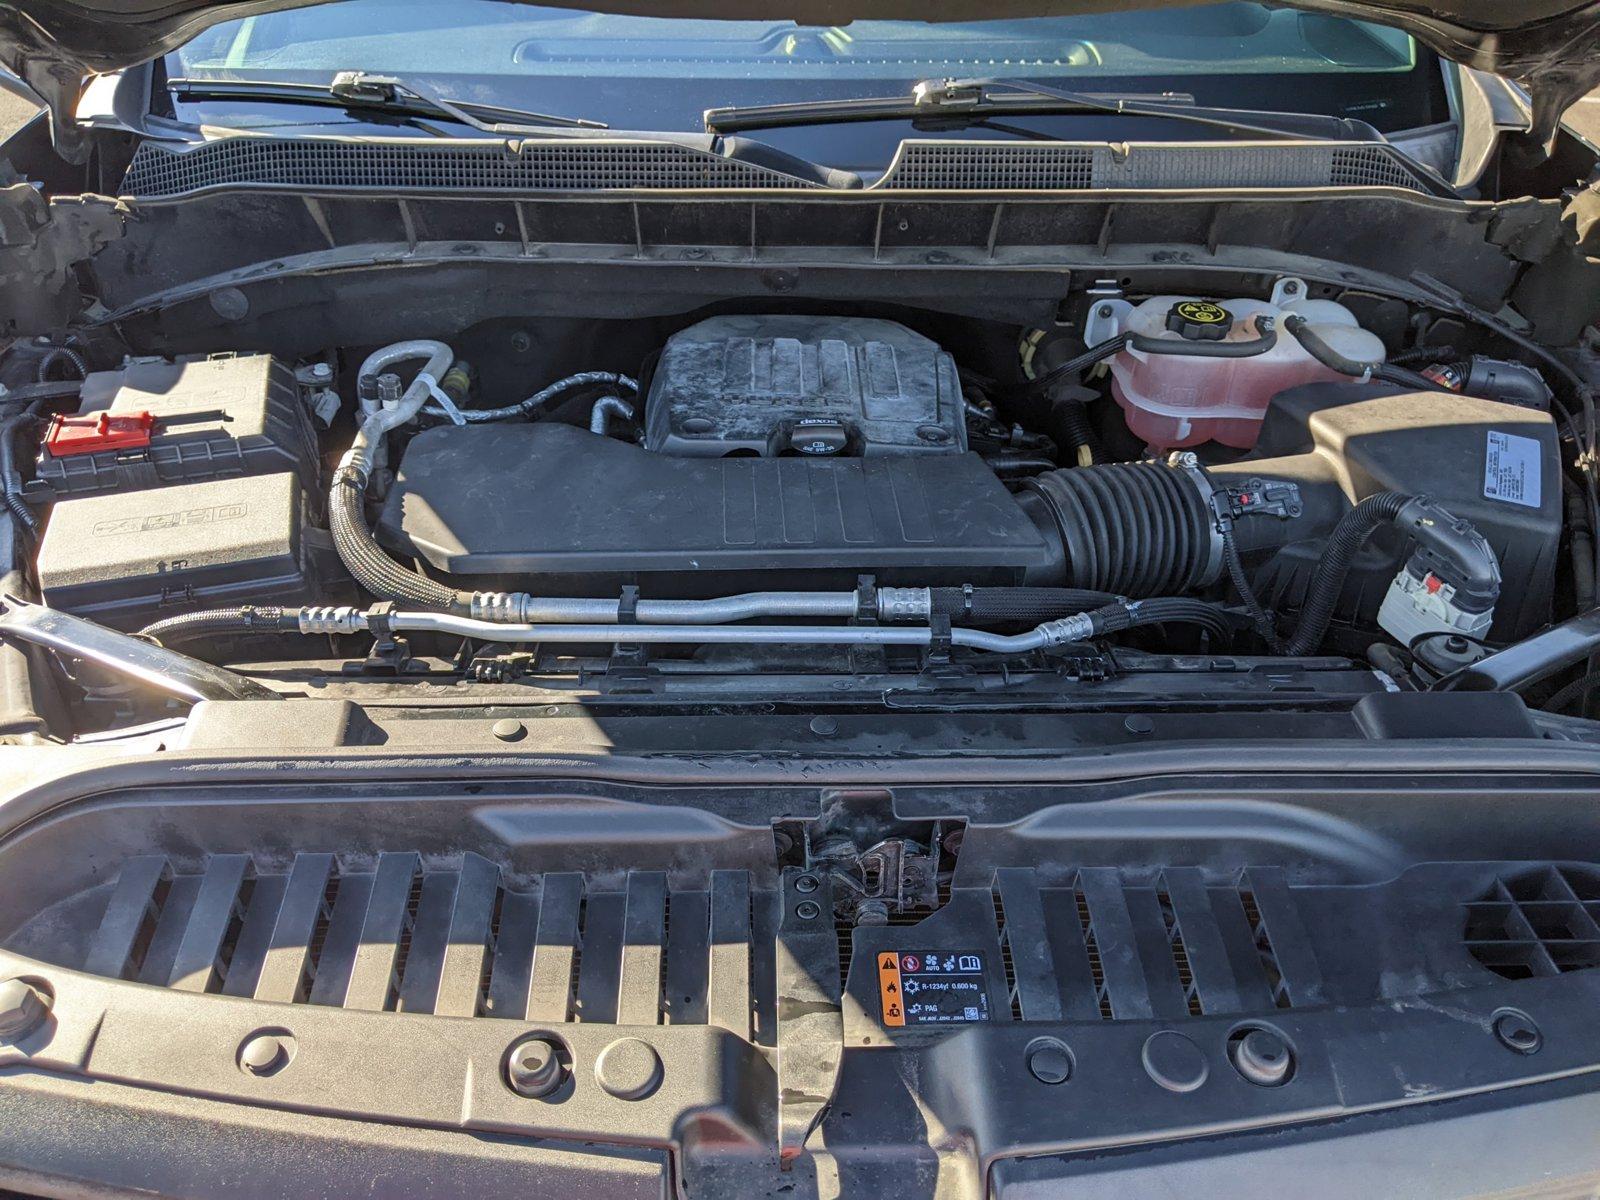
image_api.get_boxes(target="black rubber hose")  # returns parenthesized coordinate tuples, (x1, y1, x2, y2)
(1285, 491, 1411, 655)
(1022, 462, 1217, 596)
(1128, 325, 1278, 358)
(0, 408, 43, 537)
(36, 346, 87, 382)
(931, 586, 1119, 625)
(1281, 314, 1443, 392)
(1544, 670, 1600, 713)
(330, 466, 470, 613)
(138, 606, 298, 646)
(981, 452, 1058, 479)
(1087, 597, 1234, 643)
(1054, 400, 1101, 465)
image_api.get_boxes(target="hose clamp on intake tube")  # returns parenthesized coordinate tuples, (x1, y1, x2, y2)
(1164, 451, 1227, 589)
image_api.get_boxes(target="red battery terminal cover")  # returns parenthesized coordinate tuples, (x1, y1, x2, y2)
(44, 410, 156, 457)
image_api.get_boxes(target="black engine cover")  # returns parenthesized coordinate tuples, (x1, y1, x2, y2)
(378, 422, 1053, 594)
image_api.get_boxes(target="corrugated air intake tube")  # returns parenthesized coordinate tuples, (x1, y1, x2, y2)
(1017, 461, 1222, 596)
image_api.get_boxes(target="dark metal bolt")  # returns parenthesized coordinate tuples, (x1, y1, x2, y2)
(507, 1038, 565, 1097)
(1230, 1027, 1294, 1086)
(1493, 1010, 1542, 1055)
(855, 899, 890, 927)
(0, 978, 48, 1040)
(795, 900, 821, 921)
(1026, 1038, 1073, 1085)
(510, 330, 533, 354)
(795, 874, 820, 894)
(1098, 304, 1114, 318)
(239, 1033, 290, 1076)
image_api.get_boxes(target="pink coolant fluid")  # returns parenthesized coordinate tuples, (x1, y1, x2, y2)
(1108, 295, 1386, 450)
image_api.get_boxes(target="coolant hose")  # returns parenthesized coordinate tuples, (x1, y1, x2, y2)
(138, 606, 298, 646)
(1281, 314, 1439, 392)
(330, 466, 471, 613)
(1284, 491, 1411, 655)
(1128, 322, 1278, 358)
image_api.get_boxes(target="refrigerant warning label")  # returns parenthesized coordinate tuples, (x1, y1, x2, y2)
(877, 951, 991, 1027)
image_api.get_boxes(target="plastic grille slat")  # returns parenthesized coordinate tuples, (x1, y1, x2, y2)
(706, 870, 752, 1039)
(1239, 867, 1327, 1006)
(1158, 867, 1245, 1015)
(393, 872, 461, 1015)
(342, 852, 422, 1012)
(993, 868, 1063, 1021)
(1074, 868, 1154, 1020)
(249, 852, 334, 1003)
(526, 873, 585, 1021)
(615, 871, 668, 1026)
(1121, 885, 1192, 1020)
(164, 854, 254, 993)
(1038, 886, 1105, 1020)
(84, 856, 173, 982)
(218, 874, 287, 999)
(664, 888, 712, 1027)
(485, 890, 541, 1019)
(432, 853, 502, 1018)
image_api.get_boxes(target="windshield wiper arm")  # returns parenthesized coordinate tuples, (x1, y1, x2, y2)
(168, 71, 609, 134)
(705, 77, 1382, 143)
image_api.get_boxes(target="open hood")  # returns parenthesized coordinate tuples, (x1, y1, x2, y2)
(2, 0, 1598, 161)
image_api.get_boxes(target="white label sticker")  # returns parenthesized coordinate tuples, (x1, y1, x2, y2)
(1483, 431, 1542, 508)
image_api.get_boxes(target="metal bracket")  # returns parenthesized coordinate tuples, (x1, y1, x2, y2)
(0, 595, 278, 703)
(1269, 276, 1310, 310)
(1083, 297, 1134, 348)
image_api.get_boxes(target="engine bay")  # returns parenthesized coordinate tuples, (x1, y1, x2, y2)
(2, 271, 1593, 728)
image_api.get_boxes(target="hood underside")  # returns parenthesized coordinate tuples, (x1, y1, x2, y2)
(2, 0, 1599, 162)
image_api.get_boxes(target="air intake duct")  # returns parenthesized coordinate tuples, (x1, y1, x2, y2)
(1017, 461, 1224, 595)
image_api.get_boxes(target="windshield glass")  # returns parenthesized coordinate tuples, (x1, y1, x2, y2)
(164, 0, 1446, 160)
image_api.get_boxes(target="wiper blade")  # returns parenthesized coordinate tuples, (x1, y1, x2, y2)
(168, 71, 609, 134)
(705, 77, 1382, 143)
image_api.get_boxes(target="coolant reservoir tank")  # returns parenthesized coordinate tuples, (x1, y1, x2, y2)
(1107, 286, 1385, 450)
